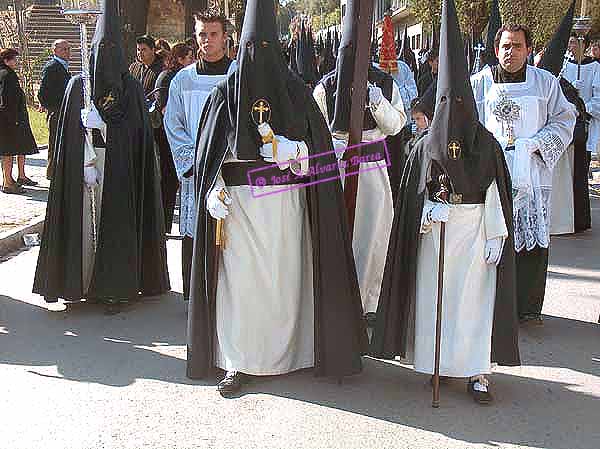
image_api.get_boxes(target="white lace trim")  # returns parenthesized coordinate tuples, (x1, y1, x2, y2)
(179, 177, 195, 237)
(173, 145, 195, 179)
(513, 187, 552, 252)
(536, 130, 565, 172)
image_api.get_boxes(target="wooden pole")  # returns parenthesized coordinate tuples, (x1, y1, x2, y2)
(432, 220, 446, 408)
(343, 0, 375, 237)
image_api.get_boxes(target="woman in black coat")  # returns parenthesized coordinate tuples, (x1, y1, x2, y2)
(0, 48, 38, 194)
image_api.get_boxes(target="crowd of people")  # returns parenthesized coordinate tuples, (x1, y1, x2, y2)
(13, 0, 596, 405)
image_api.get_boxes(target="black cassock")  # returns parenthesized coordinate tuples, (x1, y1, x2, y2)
(33, 74, 170, 302)
(370, 124, 521, 367)
(186, 73, 368, 380)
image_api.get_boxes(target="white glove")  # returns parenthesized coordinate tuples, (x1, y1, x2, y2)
(514, 138, 540, 155)
(257, 122, 309, 175)
(573, 79, 585, 92)
(484, 237, 504, 265)
(420, 201, 434, 234)
(84, 166, 98, 186)
(430, 203, 450, 223)
(206, 179, 232, 220)
(368, 84, 383, 108)
(332, 138, 347, 160)
(81, 104, 105, 130)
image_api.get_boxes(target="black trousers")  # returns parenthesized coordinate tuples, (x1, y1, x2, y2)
(516, 246, 550, 318)
(574, 151, 592, 233)
(182, 236, 193, 301)
(46, 111, 59, 180)
(155, 127, 179, 232)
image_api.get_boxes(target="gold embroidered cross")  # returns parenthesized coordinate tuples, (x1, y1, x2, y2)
(448, 141, 461, 160)
(100, 92, 115, 109)
(253, 100, 270, 124)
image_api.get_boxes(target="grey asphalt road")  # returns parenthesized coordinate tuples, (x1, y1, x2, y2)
(1, 200, 598, 449)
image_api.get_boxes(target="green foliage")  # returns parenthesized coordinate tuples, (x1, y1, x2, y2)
(410, 0, 600, 49)
(27, 106, 49, 145)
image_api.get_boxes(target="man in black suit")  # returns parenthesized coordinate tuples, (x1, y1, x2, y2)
(38, 39, 71, 180)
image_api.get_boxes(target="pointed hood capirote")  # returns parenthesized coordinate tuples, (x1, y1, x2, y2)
(232, 0, 304, 160)
(483, 0, 501, 67)
(90, 0, 127, 119)
(539, 0, 575, 76)
(296, 22, 318, 85)
(427, 0, 495, 194)
(398, 25, 417, 73)
(330, 0, 360, 134)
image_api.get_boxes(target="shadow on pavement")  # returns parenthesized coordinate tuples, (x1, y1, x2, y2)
(0, 290, 598, 448)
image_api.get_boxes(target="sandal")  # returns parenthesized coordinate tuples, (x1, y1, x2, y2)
(17, 177, 38, 187)
(2, 183, 25, 194)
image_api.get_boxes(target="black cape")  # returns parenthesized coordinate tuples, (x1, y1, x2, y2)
(33, 74, 170, 302)
(370, 125, 521, 367)
(559, 78, 592, 232)
(186, 73, 369, 380)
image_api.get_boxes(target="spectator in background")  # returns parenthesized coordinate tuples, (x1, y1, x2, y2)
(156, 38, 171, 53)
(38, 39, 71, 180)
(0, 48, 38, 194)
(153, 43, 194, 231)
(129, 35, 164, 96)
(185, 37, 199, 62)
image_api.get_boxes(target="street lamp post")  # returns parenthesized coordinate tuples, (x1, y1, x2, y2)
(573, 0, 592, 81)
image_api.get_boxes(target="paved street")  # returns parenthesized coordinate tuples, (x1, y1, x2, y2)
(0, 200, 598, 449)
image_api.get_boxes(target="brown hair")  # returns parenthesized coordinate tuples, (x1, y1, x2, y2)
(156, 38, 171, 52)
(494, 24, 533, 49)
(0, 47, 19, 63)
(193, 12, 228, 34)
(165, 43, 193, 71)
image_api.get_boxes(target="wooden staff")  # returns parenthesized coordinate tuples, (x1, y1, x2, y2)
(344, 0, 375, 237)
(213, 191, 227, 300)
(432, 174, 449, 408)
(432, 219, 446, 408)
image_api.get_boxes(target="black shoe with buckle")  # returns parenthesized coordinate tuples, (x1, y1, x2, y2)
(218, 371, 244, 396)
(467, 378, 493, 405)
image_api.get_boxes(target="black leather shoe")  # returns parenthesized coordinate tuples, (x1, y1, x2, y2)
(467, 379, 493, 405)
(218, 371, 244, 396)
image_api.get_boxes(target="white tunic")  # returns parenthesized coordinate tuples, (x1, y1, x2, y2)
(312, 80, 406, 313)
(164, 63, 234, 237)
(413, 181, 507, 377)
(562, 61, 600, 154)
(550, 144, 575, 235)
(471, 65, 576, 251)
(215, 182, 315, 375)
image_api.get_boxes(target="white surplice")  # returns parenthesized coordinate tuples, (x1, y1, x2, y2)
(313, 80, 406, 313)
(550, 144, 575, 235)
(413, 181, 507, 377)
(562, 61, 600, 154)
(164, 63, 233, 237)
(214, 179, 315, 375)
(471, 65, 576, 252)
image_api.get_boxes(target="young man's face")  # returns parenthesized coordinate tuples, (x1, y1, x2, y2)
(4, 57, 18, 70)
(591, 44, 600, 59)
(568, 36, 579, 56)
(196, 20, 227, 62)
(178, 50, 195, 68)
(412, 111, 429, 131)
(136, 43, 156, 66)
(496, 30, 531, 73)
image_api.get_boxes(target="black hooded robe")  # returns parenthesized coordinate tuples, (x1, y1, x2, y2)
(371, 126, 521, 368)
(186, 74, 368, 380)
(33, 73, 170, 302)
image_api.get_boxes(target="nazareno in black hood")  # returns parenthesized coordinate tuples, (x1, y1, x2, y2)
(232, 0, 305, 160)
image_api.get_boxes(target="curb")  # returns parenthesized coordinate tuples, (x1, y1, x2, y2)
(0, 217, 45, 257)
